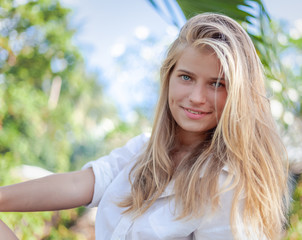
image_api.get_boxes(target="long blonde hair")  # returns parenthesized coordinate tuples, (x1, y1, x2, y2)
(119, 13, 289, 239)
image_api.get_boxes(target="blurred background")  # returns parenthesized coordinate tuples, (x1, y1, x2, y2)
(0, 0, 301, 239)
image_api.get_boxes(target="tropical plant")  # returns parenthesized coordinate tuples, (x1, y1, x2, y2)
(0, 0, 119, 238)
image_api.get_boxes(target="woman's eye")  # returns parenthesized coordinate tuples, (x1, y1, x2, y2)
(211, 82, 224, 88)
(181, 75, 191, 81)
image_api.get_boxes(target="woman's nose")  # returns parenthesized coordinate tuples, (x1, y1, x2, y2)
(189, 84, 206, 104)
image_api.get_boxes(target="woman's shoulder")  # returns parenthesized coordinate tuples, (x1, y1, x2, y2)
(127, 132, 150, 145)
(122, 132, 150, 154)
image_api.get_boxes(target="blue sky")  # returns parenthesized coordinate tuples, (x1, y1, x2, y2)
(61, 0, 173, 70)
(60, 0, 302, 70)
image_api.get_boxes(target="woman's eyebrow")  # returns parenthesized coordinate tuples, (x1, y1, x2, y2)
(176, 69, 197, 77)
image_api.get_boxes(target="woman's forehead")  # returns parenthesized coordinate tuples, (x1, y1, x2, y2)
(176, 46, 220, 67)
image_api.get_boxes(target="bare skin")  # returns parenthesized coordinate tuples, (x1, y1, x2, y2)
(0, 164, 94, 237)
(168, 47, 227, 169)
(0, 220, 18, 240)
(0, 168, 94, 212)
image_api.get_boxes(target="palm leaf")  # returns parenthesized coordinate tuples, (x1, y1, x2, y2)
(146, 0, 269, 28)
(177, 0, 256, 22)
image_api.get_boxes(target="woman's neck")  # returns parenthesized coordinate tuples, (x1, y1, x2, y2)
(170, 128, 208, 168)
(175, 128, 207, 150)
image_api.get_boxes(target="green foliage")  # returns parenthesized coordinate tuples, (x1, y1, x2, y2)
(270, 21, 302, 239)
(1, 0, 78, 172)
(251, 18, 302, 128)
(284, 176, 302, 239)
(176, 0, 265, 23)
(0, 0, 122, 238)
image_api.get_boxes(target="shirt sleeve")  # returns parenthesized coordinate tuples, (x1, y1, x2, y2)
(82, 133, 149, 208)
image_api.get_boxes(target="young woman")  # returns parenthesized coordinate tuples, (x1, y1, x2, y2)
(0, 13, 289, 239)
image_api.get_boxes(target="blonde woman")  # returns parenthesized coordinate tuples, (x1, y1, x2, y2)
(0, 13, 290, 239)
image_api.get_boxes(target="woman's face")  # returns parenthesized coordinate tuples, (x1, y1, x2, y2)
(168, 46, 227, 141)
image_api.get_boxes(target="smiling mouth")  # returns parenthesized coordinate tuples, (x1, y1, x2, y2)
(184, 108, 208, 115)
(186, 109, 203, 114)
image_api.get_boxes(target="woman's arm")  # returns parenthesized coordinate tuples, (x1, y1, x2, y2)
(0, 168, 94, 212)
(0, 220, 18, 240)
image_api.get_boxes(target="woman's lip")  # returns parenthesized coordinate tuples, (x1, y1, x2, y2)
(182, 107, 209, 114)
(182, 107, 210, 119)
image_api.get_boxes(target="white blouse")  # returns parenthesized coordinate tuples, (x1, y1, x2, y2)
(82, 134, 245, 240)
